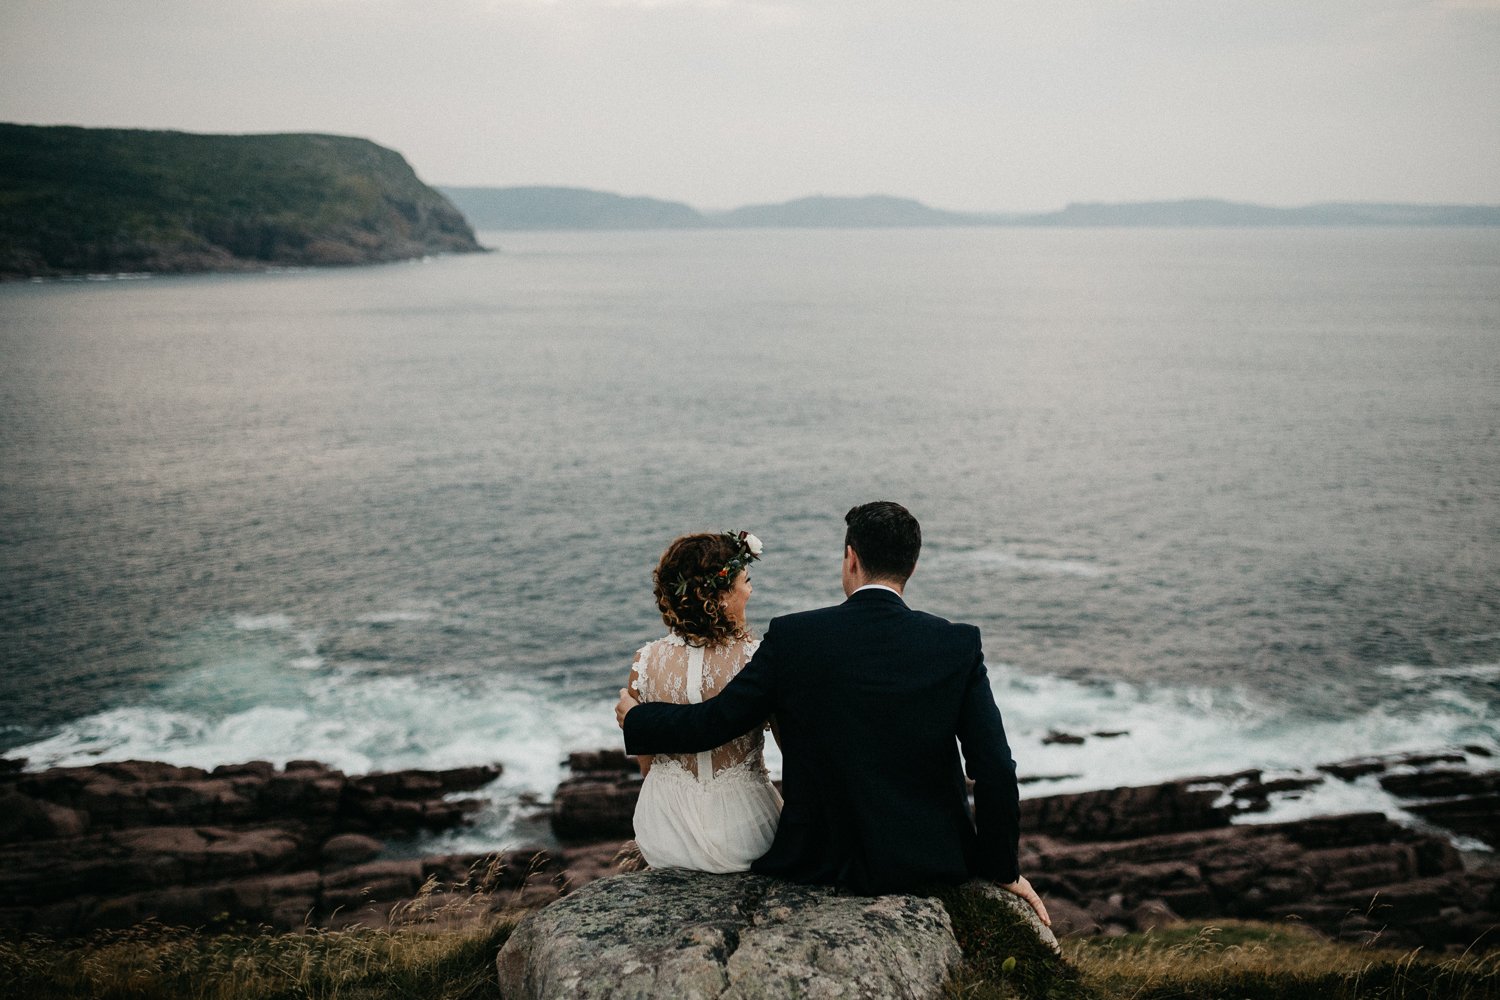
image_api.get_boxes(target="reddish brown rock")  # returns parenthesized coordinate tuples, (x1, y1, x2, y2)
(341, 765, 499, 833)
(321, 833, 383, 865)
(321, 859, 426, 911)
(1130, 899, 1181, 931)
(229, 870, 321, 913)
(551, 773, 642, 842)
(1371, 767, 1500, 849)
(433, 765, 505, 790)
(1379, 768, 1500, 799)
(353, 771, 445, 797)
(202, 826, 302, 875)
(1020, 776, 1238, 841)
(0, 756, 508, 935)
(1043, 896, 1101, 938)
(111, 825, 211, 857)
(1406, 795, 1500, 850)
(212, 760, 276, 780)
(0, 790, 87, 842)
(567, 749, 637, 774)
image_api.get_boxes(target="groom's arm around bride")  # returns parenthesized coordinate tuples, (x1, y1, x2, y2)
(617, 501, 1048, 925)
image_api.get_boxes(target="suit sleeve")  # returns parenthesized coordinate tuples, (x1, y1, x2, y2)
(955, 629, 1021, 883)
(622, 623, 781, 756)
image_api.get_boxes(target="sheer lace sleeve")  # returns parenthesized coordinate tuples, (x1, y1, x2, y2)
(626, 647, 644, 701)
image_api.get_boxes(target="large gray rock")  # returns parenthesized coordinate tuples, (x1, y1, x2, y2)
(495, 869, 965, 999)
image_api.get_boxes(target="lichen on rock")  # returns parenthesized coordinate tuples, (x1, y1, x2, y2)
(495, 868, 972, 999)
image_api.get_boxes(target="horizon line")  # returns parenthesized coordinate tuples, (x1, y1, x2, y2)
(434, 184, 1500, 217)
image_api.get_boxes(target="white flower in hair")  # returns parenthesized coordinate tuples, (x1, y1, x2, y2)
(744, 533, 763, 557)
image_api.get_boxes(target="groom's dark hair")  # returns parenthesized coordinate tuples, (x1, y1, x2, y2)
(844, 501, 921, 583)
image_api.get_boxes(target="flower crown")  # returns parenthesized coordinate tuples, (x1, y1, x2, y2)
(672, 530, 763, 596)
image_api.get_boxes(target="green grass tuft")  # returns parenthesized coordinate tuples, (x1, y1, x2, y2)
(0, 918, 515, 1000)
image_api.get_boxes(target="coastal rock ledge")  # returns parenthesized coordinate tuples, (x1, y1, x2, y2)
(497, 869, 1042, 999)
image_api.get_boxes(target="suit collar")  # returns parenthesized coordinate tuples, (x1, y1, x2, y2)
(845, 586, 907, 608)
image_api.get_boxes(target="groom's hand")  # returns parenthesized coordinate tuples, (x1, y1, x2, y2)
(1000, 875, 1051, 928)
(614, 687, 639, 729)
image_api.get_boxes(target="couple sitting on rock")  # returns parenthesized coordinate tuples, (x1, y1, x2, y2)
(614, 500, 1050, 926)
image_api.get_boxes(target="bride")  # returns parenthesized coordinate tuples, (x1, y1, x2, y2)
(627, 530, 782, 872)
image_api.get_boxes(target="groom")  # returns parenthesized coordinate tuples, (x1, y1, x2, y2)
(615, 501, 1048, 923)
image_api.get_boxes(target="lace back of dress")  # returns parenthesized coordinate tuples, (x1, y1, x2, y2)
(632, 635, 765, 781)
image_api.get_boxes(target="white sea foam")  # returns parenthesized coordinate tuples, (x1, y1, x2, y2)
(11, 643, 1496, 851)
(999, 671, 1495, 793)
(996, 665, 1499, 845)
(1235, 772, 1419, 826)
(12, 655, 623, 848)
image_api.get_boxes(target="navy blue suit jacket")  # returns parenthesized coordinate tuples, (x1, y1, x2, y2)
(623, 587, 1021, 895)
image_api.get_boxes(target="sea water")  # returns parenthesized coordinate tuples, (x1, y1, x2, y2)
(2, 227, 1497, 851)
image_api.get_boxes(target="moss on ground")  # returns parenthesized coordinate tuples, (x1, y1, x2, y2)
(935, 884, 1087, 999)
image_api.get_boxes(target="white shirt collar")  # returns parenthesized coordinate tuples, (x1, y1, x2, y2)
(852, 583, 904, 598)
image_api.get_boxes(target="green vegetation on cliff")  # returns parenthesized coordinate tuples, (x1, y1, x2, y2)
(0, 124, 484, 279)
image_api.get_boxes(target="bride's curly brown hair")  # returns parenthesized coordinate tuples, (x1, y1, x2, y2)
(653, 533, 751, 647)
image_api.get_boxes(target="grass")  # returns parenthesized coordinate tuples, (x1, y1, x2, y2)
(0, 918, 515, 1000)
(938, 918, 1500, 1000)
(4, 904, 1495, 1000)
(936, 884, 1500, 1000)
(1066, 921, 1500, 1000)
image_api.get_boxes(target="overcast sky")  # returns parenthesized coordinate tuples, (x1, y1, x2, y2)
(3, 0, 1498, 212)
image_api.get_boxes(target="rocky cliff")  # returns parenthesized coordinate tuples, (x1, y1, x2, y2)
(0, 124, 485, 279)
(3, 747, 1495, 955)
(0, 757, 530, 933)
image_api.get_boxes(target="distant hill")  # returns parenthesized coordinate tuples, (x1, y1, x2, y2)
(442, 186, 706, 230)
(438, 186, 1500, 231)
(0, 124, 484, 279)
(1026, 199, 1500, 226)
(710, 194, 1004, 228)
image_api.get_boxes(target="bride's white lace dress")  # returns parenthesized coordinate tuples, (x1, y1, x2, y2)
(629, 634, 782, 872)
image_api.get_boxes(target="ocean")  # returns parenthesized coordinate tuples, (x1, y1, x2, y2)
(2, 227, 1497, 854)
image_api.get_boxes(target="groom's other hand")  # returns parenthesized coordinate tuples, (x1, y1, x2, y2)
(1000, 875, 1051, 927)
(615, 688, 639, 729)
